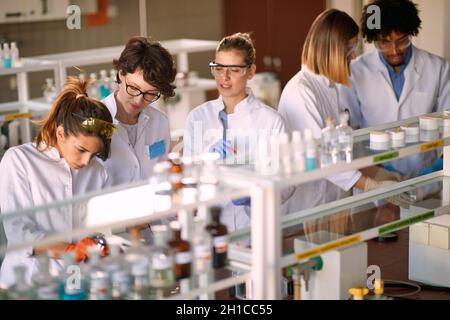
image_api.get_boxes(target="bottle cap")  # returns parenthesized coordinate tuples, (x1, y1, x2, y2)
(348, 287, 369, 299)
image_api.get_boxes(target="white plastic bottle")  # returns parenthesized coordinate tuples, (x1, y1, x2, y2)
(291, 131, 305, 173)
(10, 42, 20, 67)
(0, 44, 4, 69)
(320, 117, 339, 167)
(279, 132, 293, 175)
(2, 43, 12, 69)
(304, 129, 317, 171)
(43, 78, 57, 103)
(88, 73, 100, 99)
(109, 69, 119, 92)
(336, 112, 353, 163)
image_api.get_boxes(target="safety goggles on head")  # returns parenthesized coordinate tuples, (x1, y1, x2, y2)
(124, 79, 161, 103)
(209, 61, 250, 78)
(375, 35, 411, 53)
(72, 113, 116, 139)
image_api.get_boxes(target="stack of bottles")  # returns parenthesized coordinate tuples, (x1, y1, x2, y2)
(1, 207, 229, 300)
(77, 69, 118, 100)
(151, 152, 222, 211)
(0, 42, 20, 69)
(275, 112, 353, 176)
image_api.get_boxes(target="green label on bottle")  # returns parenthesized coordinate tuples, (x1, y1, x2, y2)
(373, 151, 399, 164)
(378, 211, 435, 235)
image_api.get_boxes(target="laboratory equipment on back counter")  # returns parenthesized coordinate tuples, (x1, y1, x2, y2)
(43, 78, 58, 103)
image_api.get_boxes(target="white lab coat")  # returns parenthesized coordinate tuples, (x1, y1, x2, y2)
(339, 46, 450, 176)
(278, 66, 362, 214)
(184, 88, 286, 232)
(0, 143, 108, 287)
(101, 93, 171, 187)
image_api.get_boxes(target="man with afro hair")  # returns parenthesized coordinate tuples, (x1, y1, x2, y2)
(340, 0, 450, 179)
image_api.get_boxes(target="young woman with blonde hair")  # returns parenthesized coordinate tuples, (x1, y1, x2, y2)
(278, 9, 406, 232)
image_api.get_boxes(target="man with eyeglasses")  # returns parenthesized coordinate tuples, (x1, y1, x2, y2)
(101, 36, 176, 187)
(339, 0, 450, 179)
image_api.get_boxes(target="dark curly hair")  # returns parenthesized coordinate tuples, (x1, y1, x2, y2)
(361, 0, 422, 43)
(113, 36, 176, 98)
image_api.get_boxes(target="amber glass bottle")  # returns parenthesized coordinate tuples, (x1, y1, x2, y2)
(168, 221, 192, 280)
(205, 206, 228, 269)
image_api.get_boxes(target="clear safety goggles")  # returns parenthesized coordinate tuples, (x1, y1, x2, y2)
(209, 61, 250, 78)
(375, 35, 411, 53)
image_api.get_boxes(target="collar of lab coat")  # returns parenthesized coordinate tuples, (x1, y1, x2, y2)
(373, 45, 422, 73)
(103, 92, 151, 125)
(371, 45, 424, 105)
(216, 87, 257, 119)
(103, 92, 152, 142)
(301, 65, 336, 88)
(35, 142, 66, 163)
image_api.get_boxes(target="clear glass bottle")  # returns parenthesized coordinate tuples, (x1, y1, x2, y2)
(198, 153, 220, 201)
(168, 221, 192, 280)
(102, 243, 131, 300)
(127, 258, 150, 300)
(320, 117, 339, 167)
(125, 227, 151, 300)
(192, 218, 212, 275)
(205, 206, 228, 269)
(7, 266, 35, 300)
(32, 253, 59, 300)
(59, 252, 87, 300)
(84, 247, 111, 300)
(149, 224, 176, 299)
(181, 156, 199, 204)
(336, 112, 353, 163)
(43, 78, 57, 103)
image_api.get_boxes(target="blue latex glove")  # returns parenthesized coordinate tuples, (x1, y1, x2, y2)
(232, 197, 251, 206)
(382, 163, 403, 175)
(419, 158, 443, 176)
(209, 139, 232, 160)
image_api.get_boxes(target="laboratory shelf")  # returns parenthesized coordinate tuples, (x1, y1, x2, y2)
(222, 114, 450, 189)
(228, 173, 450, 264)
(0, 98, 50, 121)
(0, 179, 250, 258)
(0, 58, 59, 76)
(34, 39, 219, 87)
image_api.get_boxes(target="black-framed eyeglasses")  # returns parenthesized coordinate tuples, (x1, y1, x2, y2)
(72, 113, 117, 139)
(209, 61, 250, 78)
(124, 79, 161, 103)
